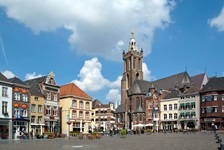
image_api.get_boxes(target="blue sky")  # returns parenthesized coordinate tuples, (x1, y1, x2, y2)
(0, 0, 224, 107)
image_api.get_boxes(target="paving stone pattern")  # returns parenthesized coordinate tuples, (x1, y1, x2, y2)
(0, 132, 220, 150)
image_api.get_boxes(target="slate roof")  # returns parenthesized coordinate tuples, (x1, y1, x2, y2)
(163, 89, 180, 99)
(0, 72, 9, 82)
(114, 104, 125, 114)
(60, 83, 92, 99)
(92, 99, 101, 108)
(181, 85, 200, 95)
(9, 77, 29, 88)
(191, 73, 206, 89)
(201, 77, 224, 92)
(132, 105, 145, 114)
(25, 76, 47, 96)
(129, 72, 192, 95)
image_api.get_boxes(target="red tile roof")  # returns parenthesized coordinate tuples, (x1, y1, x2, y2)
(60, 83, 92, 99)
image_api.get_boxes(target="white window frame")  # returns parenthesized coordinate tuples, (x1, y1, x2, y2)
(222, 106, 224, 113)
(31, 104, 36, 112)
(46, 92, 51, 100)
(164, 114, 167, 120)
(53, 93, 57, 101)
(79, 101, 83, 109)
(46, 105, 51, 115)
(174, 113, 178, 119)
(79, 112, 83, 119)
(53, 106, 57, 116)
(2, 101, 8, 114)
(148, 102, 152, 109)
(72, 111, 76, 119)
(86, 102, 89, 110)
(148, 112, 152, 119)
(37, 117, 42, 124)
(38, 105, 42, 113)
(22, 94, 28, 102)
(169, 113, 172, 119)
(21, 109, 27, 117)
(14, 93, 20, 101)
(2, 87, 8, 97)
(72, 100, 77, 108)
(85, 113, 89, 120)
(31, 116, 35, 123)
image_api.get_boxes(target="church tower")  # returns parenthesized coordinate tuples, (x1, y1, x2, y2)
(121, 28, 143, 104)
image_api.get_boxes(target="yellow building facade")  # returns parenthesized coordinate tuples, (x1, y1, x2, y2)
(60, 83, 92, 134)
(30, 95, 45, 135)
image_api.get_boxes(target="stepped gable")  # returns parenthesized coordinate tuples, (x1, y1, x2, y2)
(25, 76, 46, 96)
(60, 83, 91, 99)
(201, 77, 224, 92)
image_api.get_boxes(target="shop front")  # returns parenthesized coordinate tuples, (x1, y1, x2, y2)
(0, 119, 12, 139)
(13, 118, 30, 139)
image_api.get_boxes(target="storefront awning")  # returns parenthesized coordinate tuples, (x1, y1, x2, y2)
(191, 102, 195, 105)
(191, 112, 195, 115)
(180, 103, 185, 106)
(185, 112, 190, 115)
(185, 103, 190, 105)
(180, 112, 185, 115)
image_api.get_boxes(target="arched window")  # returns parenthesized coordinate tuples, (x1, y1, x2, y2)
(136, 97, 140, 108)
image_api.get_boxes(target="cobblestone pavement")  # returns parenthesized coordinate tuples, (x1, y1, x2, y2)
(0, 132, 220, 150)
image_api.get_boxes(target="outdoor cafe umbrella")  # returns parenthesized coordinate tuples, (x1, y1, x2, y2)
(133, 123, 145, 127)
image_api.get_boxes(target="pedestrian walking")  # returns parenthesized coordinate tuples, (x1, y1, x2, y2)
(30, 130, 33, 139)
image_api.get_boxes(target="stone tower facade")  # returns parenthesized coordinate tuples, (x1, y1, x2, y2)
(121, 28, 143, 105)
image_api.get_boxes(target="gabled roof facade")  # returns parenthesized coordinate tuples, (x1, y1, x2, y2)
(60, 83, 92, 100)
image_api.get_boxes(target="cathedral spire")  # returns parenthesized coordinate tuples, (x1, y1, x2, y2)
(128, 28, 138, 51)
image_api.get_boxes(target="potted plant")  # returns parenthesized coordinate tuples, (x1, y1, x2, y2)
(120, 129, 127, 138)
(146, 129, 151, 135)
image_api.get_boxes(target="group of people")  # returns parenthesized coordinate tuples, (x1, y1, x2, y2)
(20, 130, 33, 139)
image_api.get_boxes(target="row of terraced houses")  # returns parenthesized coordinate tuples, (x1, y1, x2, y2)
(0, 71, 115, 139)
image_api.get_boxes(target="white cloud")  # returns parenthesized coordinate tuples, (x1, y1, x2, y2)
(72, 57, 109, 92)
(106, 89, 121, 108)
(25, 72, 43, 80)
(143, 62, 156, 81)
(209, 6, 224, 32)
(108, 76, 122, 89)
(0, 0, 175, 60)
(1, 70, 15, 78)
